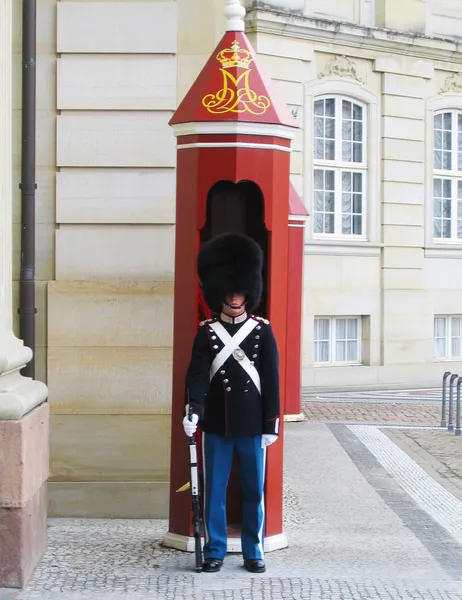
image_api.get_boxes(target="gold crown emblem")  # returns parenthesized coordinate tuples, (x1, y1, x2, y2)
(217, 40, 253, 70)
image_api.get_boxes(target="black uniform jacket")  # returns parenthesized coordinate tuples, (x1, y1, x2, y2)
(185, 313, 280, 438)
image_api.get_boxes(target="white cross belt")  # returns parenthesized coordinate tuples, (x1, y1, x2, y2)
(209, 320, 261, 393)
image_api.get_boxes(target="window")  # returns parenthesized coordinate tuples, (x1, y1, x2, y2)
(314, 317, 361, 364)
(434, 315, 462, 359)
(313, 97, 366, 238)
(433, 111, 462, 242)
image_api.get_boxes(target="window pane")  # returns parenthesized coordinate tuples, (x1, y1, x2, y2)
(353, 104, 363, 120)
(336, 318, 347, 339)
(314, 190, 323, 211)
(314, 137, 324, 160)
(315, 318, 330, 340)
(452, 338, 461, 357)
(325, 98, 335, 117)
(325, 170, 335, 190)
(353, 143, 363, 163)
(324, 214, 334, 233)
(314, 318, 330, 363)
(342, 171, 362, 236)
(434, 317, 447, 358)
(451, 317, 461, 337)
(435, 338, 446, 358)
(314, 99, 336, 161)
(433, 178, 453, 240)
(347, 341, 358, 362)
(434, 317, 446, 337)
(342, 142, 352, 162)
(314, 100, 324, 116)
(434, 112, 452, 171)
(335, 341, 346, 362)
(458, 114, 462, 170)
(347, 318, 358, 338)
(342, 100, 352, 119)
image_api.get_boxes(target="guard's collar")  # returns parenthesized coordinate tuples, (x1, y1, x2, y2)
(220, 311, 248, 325)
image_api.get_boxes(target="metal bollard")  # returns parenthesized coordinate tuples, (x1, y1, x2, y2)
(448, 373, 459, 432)
(456, 377, 462, 437)
(441, 371, 452, 428)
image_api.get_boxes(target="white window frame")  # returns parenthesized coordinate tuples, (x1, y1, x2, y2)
(314, 316, 362, 366)
(434, 315, 462, 360)
(313, 96, 368, 239)
(425, 94, 462, 257)
(432, 110, 462, 243)
(304, 78, 381, 253)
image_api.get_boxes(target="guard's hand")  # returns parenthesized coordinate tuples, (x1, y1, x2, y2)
(183, 413, 199, 437)
(261, 434, 278, 448)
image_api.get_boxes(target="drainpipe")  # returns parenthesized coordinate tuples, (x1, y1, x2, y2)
(18, 0, 37, 379)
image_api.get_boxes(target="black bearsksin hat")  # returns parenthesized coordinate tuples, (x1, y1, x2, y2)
(198, 233, 264, 313)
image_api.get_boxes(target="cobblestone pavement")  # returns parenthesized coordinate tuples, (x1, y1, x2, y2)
(302, 387, 442, 426)
(3, 420, 462, 599)
(390, 428, 462, 482)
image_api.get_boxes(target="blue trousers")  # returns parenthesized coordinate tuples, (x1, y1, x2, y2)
(202, 433, 266, 561)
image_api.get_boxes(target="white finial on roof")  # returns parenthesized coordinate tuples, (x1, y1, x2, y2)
(225, 0, 246, 32)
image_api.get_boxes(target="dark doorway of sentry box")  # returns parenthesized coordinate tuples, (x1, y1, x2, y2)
(199, 179, 269, 535)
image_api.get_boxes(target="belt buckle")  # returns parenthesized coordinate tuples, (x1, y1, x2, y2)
(232, 348, 245, 362)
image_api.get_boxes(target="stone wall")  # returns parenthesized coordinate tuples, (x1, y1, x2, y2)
(10, 0, 462, 518)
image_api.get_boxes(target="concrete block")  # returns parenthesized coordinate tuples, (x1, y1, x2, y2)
(258, 55, 311, 84)
(48, 280, 173, 348)
(47, 347, 173, 415)
(55, 225, 175, 281)
(56, 112, 175, 168)
(177, 0, 219, 55)
(177, 54, 210, 104)
(0, 403, 49, 508)
(382, 181, 424, 205)
(382, 203, 424, 227)
(383, 116, 424, 141)
(306, 0, 357, 23)
(424, 258, 462, 290)
(382, 95, 425, 120)
(382, 247, 424, 269)
(56, 168, 176, 225)
(382, 268, 424, 290)
(57, 2, 177, 54)
(374, 56, 433, 79)
(383, 224, 424, 247)
(383, 138, 424, 163)
(383, 160, 424, 184)
(252, 33, 314, 62)
(49, 414, 171, 482)
(0, 485, 47, 588)
(376, 0, 426, 34)
(382, 74, 426, 98)
(273, 80, 303, 107)
(57, 55, 177, 111)
(48, 481, 169, 519)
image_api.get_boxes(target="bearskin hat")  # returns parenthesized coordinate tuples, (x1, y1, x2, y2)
(198, 233, 263, 313)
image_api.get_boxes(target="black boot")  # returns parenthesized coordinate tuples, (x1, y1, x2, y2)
(202, 558, 223, 573)
(244, 559, 266, 573)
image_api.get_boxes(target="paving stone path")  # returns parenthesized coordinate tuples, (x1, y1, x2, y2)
(3, 411, 462, 600)
(303, 387, 442, 426)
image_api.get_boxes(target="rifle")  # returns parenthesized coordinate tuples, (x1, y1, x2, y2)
(188, 404, 203, 572)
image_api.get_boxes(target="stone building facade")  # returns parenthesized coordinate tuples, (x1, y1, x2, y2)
(3, 0, 462, 519)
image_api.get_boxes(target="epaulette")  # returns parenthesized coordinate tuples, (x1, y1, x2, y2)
(250, 314, 270, 325)
(199, 318, 216, 327)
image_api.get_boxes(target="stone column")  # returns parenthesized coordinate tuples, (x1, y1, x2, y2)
(0, 0, 49, 588)
(374, 57, 434, 376)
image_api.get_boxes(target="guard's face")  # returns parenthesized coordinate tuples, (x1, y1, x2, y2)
(222, 294, 246, 316)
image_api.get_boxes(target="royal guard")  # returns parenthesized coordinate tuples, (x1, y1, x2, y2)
(182, 233, 281, 573)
